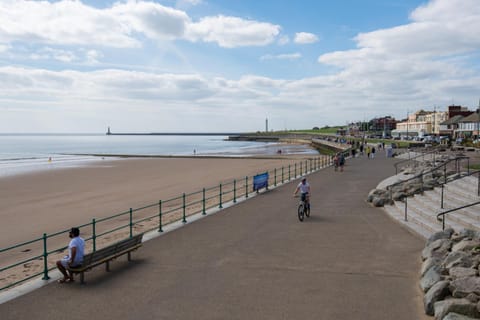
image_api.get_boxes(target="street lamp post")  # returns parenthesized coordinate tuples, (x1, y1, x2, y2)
(477, 99, 480, 142)
(406, 111, 409, 139)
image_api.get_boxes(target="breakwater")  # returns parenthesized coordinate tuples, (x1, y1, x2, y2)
(228, 134, 349, 154)
(107, 132, 243, 136)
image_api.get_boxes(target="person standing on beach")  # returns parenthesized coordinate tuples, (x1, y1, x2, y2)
(56, 227, 85, 283)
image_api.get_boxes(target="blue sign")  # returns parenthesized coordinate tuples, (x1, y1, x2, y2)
(253, 172, 269, 191)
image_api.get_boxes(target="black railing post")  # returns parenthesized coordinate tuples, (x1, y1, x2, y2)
(202, 188, 206, 215)
(42, 233, 50, 280)
(233, 179, 237, 203)
(441, 184, 444, 209)
(158, 200, 163, 232)
(404, 197, 408, 221)
(478, 171, 480, 197)
(219, 184, 223, 208)
(274, 168, 277, 187)
(182, 193, 187, 223)
(92, 218, 97, 251)
(129, 208, 133, 238)
(444, 165, 447, 184)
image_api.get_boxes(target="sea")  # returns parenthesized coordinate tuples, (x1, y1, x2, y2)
(0, 134, 317, 178)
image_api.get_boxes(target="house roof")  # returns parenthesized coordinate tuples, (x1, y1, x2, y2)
(441, 115, 464, 125)
(459, 111, 480, 123)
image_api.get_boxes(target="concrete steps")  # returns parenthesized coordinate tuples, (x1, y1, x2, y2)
(383, 174, 480, 239)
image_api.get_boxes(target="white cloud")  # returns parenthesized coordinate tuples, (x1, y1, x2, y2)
(111, 1, 190, 41)
(260, 53, 302, 60)
(84, 50, 103, 65)
(0, 0, 141, 47)
(294, 32, 318, 44)
(0, 1, 280, 49)
(316, 0, 480, 119)
(185, 15, 281, 48)
(1, 0, 480, 133)
(352, 0, 480, 58)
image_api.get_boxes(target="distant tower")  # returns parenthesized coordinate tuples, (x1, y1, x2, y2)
(265, 118, 268, 132)
(107, 126, 111, 135)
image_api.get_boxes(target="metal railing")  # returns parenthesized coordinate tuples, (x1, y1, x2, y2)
(1, 155, 335, 291)
(386, 156, 470, 221)
(394, 145, 449, 174)
(439, 169, 480, 209)
(437, 201, 480, 230)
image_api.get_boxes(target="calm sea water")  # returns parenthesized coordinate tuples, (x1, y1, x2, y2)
(0, 134, 317, 177)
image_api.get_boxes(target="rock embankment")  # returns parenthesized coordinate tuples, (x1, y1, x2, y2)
(421, 228, 480, 319)
(367, 154, 460, 207)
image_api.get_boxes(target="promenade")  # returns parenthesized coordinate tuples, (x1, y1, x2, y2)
(0, 151, 429, 320)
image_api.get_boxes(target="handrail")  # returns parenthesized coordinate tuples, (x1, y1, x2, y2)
(436, 201, 480, 230)
(394, 145, 446, 174)
(441, 169, 480, 197)
(385, 156, 470, 222)
(386, 155, 469, 192)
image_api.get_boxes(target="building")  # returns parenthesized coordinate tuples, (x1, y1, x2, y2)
(394, 109, 448, 138)
(456, 110, 480, 139)
(439, 115, 464, 138)
(369, 116, 397, 137)
(447, 105, 473, 118)
(424, 110, 448, 135)
(394, 110, 431, 137)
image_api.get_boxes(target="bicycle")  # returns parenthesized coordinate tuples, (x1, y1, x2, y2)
(295, 194, 310, 222)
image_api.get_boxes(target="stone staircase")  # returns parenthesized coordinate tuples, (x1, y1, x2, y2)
(383, 174, 480, 239)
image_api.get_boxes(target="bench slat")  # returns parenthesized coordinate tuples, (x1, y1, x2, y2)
(68, 234, 143, 283)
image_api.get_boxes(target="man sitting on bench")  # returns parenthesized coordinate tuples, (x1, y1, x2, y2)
(56, 227, 85, 283)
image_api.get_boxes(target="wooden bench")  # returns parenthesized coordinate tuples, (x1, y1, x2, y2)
(68, 233, 143, 284)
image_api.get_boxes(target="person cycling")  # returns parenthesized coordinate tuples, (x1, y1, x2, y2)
(293, 176, 311, 209)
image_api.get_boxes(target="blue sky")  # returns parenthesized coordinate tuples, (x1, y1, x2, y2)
(0, 0, 479, 133)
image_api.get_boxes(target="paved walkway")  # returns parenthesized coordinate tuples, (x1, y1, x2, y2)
(0, 151, 429, 320)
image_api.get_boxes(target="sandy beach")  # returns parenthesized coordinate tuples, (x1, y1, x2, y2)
(0, 154, 321, 248)
(0, 137, 330, 290)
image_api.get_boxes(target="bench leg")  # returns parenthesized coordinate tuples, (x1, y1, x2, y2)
(106, 261, 110, 272)
(80, 272, 85, 284)
(128, 252, 132, 261)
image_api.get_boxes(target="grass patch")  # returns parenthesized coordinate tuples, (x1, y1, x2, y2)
(468, 164, 480, 170)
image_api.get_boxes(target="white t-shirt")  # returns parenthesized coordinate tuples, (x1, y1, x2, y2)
(68, 237, 85, 265)
(297, 181, 310, 194)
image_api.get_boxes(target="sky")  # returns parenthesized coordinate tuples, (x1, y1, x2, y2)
(0, 0, 479, 133)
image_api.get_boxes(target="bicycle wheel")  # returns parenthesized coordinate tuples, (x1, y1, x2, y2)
(297, 203, 304, 222)
(305, 205, 310, 218)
